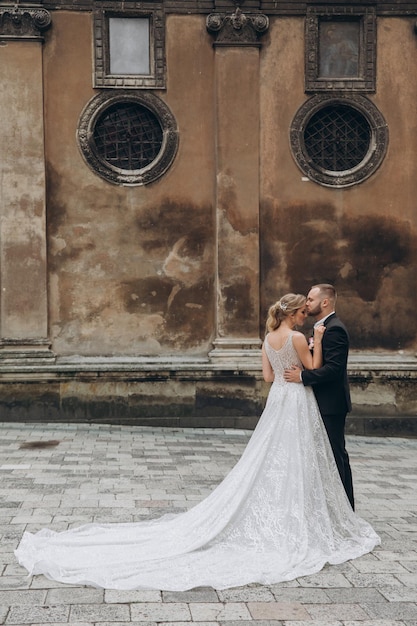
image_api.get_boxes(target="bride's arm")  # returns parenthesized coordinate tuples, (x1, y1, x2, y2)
(292, 326, 325, 370)
(262, 342, 274, 382)
(312, 325, 325, 369)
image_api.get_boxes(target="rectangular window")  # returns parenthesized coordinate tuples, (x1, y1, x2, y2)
(319, 19, 360, 79)
(94, 9, 165, 89)
(109, 18, 150, 76)
(305, 6, 376, 93)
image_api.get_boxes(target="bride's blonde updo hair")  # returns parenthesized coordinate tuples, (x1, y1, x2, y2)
(266, 293, 306, 333)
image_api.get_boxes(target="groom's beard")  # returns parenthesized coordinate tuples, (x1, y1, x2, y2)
(308, 304, 323, 318)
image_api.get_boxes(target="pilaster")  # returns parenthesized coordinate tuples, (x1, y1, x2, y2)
(0, 5, 54, 363)
(207, 4, 268, 364)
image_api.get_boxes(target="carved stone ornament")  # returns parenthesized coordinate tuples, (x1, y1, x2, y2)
(0, 6, 51, 40)
(206, 7, 269, 47)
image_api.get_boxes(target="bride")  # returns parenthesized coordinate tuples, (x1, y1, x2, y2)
(15, 293, 380, 591)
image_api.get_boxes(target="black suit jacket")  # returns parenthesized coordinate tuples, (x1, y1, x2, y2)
(301, 313, 352, 416)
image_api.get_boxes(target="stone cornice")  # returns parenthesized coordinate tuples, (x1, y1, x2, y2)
(0, 6, 51, 40)
(34, 1, 417, 17)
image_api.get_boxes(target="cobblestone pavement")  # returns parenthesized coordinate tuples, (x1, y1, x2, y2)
(0, 422, 416, 626)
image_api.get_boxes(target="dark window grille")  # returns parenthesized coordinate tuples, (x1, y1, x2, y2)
(304, 104, 371, 172)
(93, 102, 163, 171)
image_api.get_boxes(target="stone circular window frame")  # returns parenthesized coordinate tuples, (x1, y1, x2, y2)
(289, 94, 388, 188)
(77, 91, 179, 186)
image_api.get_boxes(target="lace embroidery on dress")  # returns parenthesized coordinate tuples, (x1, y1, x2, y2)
(15, 335, 380, 590)
(264, 332, 302, 386)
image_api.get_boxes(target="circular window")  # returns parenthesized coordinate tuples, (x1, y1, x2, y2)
(290, 95, 388, 188)
(77, 92, 178, 186)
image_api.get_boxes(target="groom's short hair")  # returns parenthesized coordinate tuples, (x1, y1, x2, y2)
(312, 283, 336, 304)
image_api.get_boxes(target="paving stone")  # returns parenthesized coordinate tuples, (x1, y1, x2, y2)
(131, 602, 191, 621)
(271, 588, 330, 603)
(98, 623, 155, 626)
(281, 622, 342, 626)
(105, 589, 162, 603)
(69, 603, 131, 622)
(189, 603, 251, 621)
(379, 587, 417, 602)
(160, 623, 219, 626)
(0, 577, 30, 590)
(343, 573, 405, 587)
(295, 573, 352, 588)
(351, 561, 410, 574)
(6, 604, 70, 624)
(3, 564, 31, 577)
(28, 623, 94, 626)
(0, 606, 8, 624)
(46, 587, 104, 604)
(0, 589, 46, 605)
(323, 587, 387, 602)
(343, 621, 409, 626)
(218, 587, 275, 602)
(395, 573, 417, 586)
(304, 602, 369, 620)
(220, 622, 284, 626)
(402, 562, 417, 573)
(247, 602, 310, 620)
(376, 551, 417, 561)
(361, 602, 417, 620)
(163, 589, 219, 603)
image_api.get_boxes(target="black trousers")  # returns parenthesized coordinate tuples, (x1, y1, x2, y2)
(321, 412, 355, 510)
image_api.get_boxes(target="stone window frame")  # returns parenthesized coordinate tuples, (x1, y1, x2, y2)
(305, 5, 376, 93)
(289, 93, 388, 188)
(93, 7, 166, 90)
(77, 91, 179, 186)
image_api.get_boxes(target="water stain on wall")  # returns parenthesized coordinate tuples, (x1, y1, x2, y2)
(341, 214, 412, 300)
(223, 277, 257, 326)
(136, 199, 212, 253)
(128, 198, 215, 348)
(261, 199, 417, 350)
(47, 168, 215, 353)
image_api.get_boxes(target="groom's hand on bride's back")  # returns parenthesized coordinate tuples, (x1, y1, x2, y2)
(284, 365, 302, 383)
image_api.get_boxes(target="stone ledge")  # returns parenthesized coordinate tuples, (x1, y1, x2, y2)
(0, 412, 415, 437)
(0, 354, 415, 433)
(0, 351, 415, 376)
(347, 415, 417, 437)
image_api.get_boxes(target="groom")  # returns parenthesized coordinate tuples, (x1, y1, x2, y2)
(284, 283, 355, 510)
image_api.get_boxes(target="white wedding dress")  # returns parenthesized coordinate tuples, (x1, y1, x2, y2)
(15, 335, 380, 590)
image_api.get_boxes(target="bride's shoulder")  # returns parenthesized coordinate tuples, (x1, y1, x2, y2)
(264, 330, 275, 345)
(291, 331, 307, 344)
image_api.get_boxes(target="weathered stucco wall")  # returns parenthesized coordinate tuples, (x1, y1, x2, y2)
(45, 13, 216, 356)
(260, 16, 417, 352)
(14, 11, 417, 358)
(1, 5, 417, 429)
